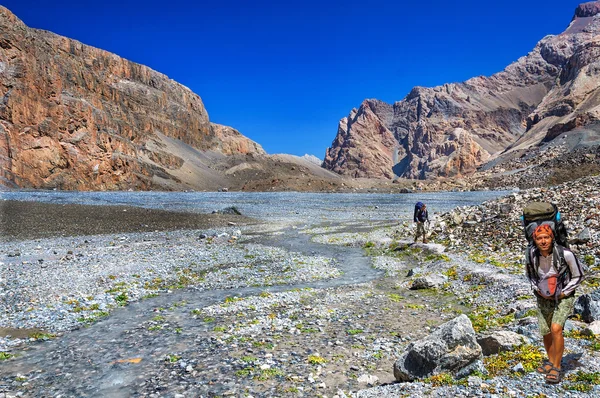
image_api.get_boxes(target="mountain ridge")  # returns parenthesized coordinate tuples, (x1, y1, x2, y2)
(323, 1, 600, 181)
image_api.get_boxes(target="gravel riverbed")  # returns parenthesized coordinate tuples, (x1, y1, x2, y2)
(1, 185, 599, 397)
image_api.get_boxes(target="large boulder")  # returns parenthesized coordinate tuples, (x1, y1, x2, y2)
(393, 314, 482, 381)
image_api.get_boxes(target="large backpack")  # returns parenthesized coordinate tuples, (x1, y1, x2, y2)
(415, 201, 424, 211)
(521, 202, 569, 248)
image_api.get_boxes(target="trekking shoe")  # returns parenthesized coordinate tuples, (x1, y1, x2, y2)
(423, 239, 428, 244)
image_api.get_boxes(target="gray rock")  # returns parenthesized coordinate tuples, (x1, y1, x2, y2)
(477, 331, 531, 356)
(574, 290, 600, 323)
(410, 274, 448, 290)
(571, 227, 591, 245)
(393, 314, 482, 381)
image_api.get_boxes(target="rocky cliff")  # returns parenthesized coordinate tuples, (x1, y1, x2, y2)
(0, 6, 265, 190)
(323, 1, 600, 180)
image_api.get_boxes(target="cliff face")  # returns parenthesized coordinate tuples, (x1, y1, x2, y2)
(323, 1, 600, 180)
(0, 6, 264, 190)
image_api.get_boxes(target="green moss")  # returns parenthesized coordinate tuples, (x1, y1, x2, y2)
(0, 352, 15, 360)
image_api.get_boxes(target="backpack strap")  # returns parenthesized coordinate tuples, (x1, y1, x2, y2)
(525, 245, 539, 284)
(553, 244, 570, 278)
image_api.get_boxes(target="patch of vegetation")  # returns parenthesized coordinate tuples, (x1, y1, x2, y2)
(564, 330, 596, 341)
(405, 304, 425, 310)
(468, 306, 514, 332)
(307, 354, 327, 365)
(443, 266, 458, 280)
(77, 311, 110, 324)
(0, 352, 15, 360)
(236, 367, 253, 377)
(583, 255, 596, 266)
(257, 367, 284, 381)
(148, 325, 163, 331)
(564, 371, 600, 392)
(424, 253, 450, 262)
(483, 344, 544, 378)
(423, 372, 454, 387)
(114, 292, 128, 306)
(347, 329, 363, 335)
(165, 354, 181, 363)
(387, 293, 404, 302)
(29, 332, 56, 340)
(213, 326, 227, 332)
(468, 252, 487, 264)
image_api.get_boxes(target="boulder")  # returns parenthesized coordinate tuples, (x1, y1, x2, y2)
(582, 320, 600, 337)
(393, 314, 482, 381)
(574, 289, 600, 323)
(571, 227, 591, 245)
(410, 274, 448, 290)
(477, 331, 531, 356)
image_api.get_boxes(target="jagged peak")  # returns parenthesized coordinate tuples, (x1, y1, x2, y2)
(574, 1, 600, 19)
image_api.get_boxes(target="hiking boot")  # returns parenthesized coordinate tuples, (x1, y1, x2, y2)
(423, 239, 428, 244)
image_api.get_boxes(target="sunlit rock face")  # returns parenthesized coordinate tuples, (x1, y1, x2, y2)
(323, 1, 600, 180)
(0, 6, 264, 190)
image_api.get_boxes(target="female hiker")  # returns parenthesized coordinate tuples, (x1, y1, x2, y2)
(526, 224, 584, 384)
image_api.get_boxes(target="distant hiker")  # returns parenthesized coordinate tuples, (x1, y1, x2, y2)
(525, 223, 584, 384)
(413, 202, 429, 243)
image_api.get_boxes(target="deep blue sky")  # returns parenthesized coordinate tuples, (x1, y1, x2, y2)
(0, 0, 585, 158)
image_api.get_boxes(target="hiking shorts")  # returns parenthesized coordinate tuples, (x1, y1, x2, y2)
(536, 294, 576, 336)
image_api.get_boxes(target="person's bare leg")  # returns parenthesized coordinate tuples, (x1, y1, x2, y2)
(548, 323, 564, 369)
(543, 332, 552, 357)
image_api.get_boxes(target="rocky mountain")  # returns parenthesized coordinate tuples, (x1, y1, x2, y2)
(323, 1, 600, 181)
(0, 6, 266, 191)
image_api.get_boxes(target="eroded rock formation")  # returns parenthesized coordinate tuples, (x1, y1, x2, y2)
(0, 6, 264, 190)
(324, 1, 600, 180)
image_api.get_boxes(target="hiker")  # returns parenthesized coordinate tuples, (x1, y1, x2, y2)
(413, 202, 429, 243)
(526, 224, 584, 384)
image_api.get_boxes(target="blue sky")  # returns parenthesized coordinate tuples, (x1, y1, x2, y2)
(0, 0, 585, 158)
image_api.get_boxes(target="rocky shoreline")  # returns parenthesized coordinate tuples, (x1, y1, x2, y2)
(0, 178, 599, 397)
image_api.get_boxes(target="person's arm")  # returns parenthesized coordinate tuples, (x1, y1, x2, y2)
(413, 207, 418, 222)
(561, 250, 584, 296)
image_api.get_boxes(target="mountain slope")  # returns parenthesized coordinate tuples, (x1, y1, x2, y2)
(0, 6, 264, 190)
(323, 1, 600, 180)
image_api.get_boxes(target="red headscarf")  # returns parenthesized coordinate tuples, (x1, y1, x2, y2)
(533, 224, 554, 240)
